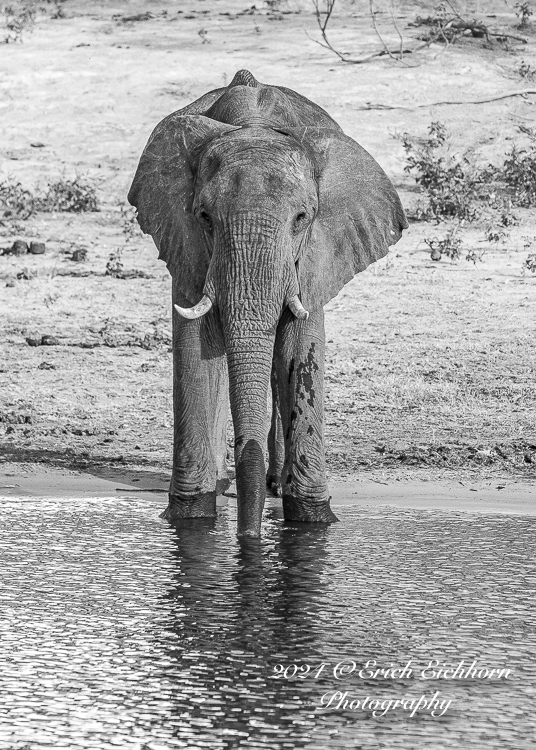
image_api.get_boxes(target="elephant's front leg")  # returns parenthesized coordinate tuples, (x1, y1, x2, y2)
(273, 308, 338, 524)
(163, 291, 228, 522)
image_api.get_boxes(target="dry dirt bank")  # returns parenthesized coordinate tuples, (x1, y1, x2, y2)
(1, 0, 535, 489)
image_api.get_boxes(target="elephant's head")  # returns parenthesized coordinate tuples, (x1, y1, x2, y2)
(128, 78, 407, 534)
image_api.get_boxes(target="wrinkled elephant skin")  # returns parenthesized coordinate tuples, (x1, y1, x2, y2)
(128, 70, 407, 537)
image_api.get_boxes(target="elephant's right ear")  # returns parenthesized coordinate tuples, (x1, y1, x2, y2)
(128, 114, 237, 301)
(285, 127, 408, 311)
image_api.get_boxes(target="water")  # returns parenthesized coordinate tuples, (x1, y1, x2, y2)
(0, 496, 535, 749)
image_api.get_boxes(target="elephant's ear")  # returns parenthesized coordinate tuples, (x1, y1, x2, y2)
(128, 114, 237, 302)
(288, 128, 408, 311)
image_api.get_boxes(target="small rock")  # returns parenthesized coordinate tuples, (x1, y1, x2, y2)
(70, 248, 88, 262)
(25, 335, 60, 347)
(30, 142, 46, 148)
(17, 268, 36, 281)
(9, 240, 29, 256)
(5, 281, 15, 288)
(41, 335, 60, 346)
(38, 361, 56, 370)
(29, 241, 46, 255)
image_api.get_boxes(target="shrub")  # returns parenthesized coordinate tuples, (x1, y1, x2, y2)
(1, 175, 99, 221)
(0, 178, 35, 220)
(499, 208, 518, 227)
(2, 2, 36, 43)
(105, 249, 123, 278)
(119, 202, 143, 246)
(37, 176, 99, 213)
(403, 122, 536, 218)
(484, 224, 509, 249)
(524, 253, 536, 274)
(496, 144, 536, 207)
(465, 247, 486, 265)
(400, 122, 481, 221)
(48, 0, 67, 19)
(424, 225, 463, 261)
(515, 1, 533, 28)
(518, 60, 536, 80)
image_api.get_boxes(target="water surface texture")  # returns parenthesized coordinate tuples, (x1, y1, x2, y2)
(0, 497, 535, 749)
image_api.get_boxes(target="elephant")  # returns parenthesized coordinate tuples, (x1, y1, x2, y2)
(128, 69, 407, 538)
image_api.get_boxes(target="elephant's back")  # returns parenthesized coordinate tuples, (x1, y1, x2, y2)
(172, 71, 341, 132)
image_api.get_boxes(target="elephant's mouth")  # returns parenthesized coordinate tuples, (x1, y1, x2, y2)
(174, 219, 309, 324)
(173, 292, 308, 322)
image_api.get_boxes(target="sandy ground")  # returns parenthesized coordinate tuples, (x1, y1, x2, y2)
(1, 464, 534, 516)
(0, 0, 535, 500)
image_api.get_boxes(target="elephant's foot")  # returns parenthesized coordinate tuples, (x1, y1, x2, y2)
(266, 473, 282, 498)
(161, 491, 217, 522)
(283, 495, 339, 524)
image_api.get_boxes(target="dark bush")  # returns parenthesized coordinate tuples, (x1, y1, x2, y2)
(400, 122, 482, 221)
(37, 176, 99, 213)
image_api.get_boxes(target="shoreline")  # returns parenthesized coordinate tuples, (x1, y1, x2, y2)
(1, 465, 534, 516)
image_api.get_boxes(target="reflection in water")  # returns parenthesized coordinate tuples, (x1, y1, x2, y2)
(0, 497, 535, 749)
(163, 517, 331, 746)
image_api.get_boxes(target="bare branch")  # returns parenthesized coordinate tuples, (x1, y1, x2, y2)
(311, 0, 347, 62)
(390, 0, 404, 59)
(443, 0, 463, 20)
(310, 0, 432, 65)
(355, 89, 536, 110)
(369, 0, 407, 64)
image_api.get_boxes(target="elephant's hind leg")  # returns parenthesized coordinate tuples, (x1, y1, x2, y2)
(267, 366, 284, 497)
(273, 309, 338, 524)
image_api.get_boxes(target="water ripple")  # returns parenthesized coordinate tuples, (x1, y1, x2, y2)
(0, 497, 534, 749)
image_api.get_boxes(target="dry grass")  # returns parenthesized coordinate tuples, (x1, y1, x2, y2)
(0, 0, 535, 482)
(324, 241, 536, 476)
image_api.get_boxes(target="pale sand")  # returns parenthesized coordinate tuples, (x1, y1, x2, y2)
(1, 467, 533, 516)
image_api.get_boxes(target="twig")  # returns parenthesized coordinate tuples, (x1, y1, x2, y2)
(489, 31, 528, 43)
(309, 0, 526, 68)
(443, 0, 463, 20)
(369, 0, 405, 64)
(512, 111, 536, 121)
(311, 0, 346, 62)
(357, 89, 536, 110)
(310, 0, 435, 65)
(445, 0, 528, 43)
(306, 30, 427, 63)
(390, 0, 404, 59)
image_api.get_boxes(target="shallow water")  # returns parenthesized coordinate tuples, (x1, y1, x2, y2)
(0, 497, 535, 749)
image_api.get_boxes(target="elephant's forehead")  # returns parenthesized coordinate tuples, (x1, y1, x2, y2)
(201, 129, 313, 179)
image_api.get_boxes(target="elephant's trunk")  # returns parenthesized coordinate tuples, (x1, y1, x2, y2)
(206, 213, 292, 537)
(227, 340, 274, 537)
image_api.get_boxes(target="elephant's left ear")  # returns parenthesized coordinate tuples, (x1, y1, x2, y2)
(289, 128, 408, 311)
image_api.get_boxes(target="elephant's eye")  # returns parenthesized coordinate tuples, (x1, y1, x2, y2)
(197, 209, 213, 231)
(293, 211, 308, 233)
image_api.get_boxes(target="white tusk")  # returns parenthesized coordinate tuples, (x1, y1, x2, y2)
(288, 295, 309, 320)
(174, 295, 213, 320)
